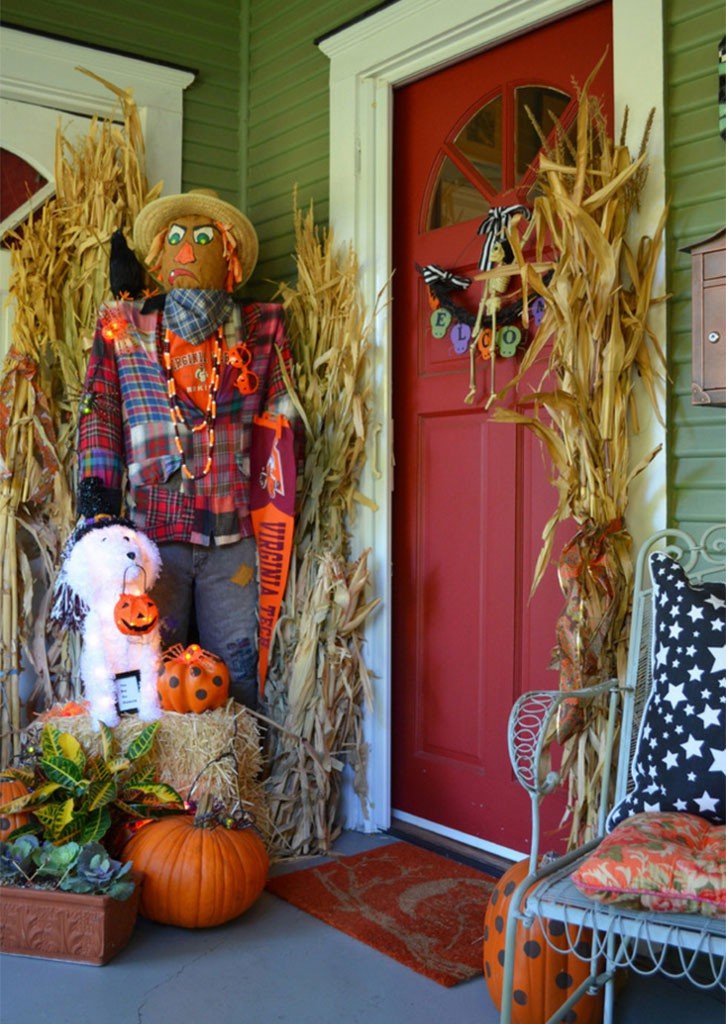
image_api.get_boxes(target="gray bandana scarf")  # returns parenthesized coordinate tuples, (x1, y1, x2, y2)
(163, 289, 233, 345)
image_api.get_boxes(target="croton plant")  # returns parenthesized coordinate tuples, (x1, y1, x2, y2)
(0, 722, 183, 848)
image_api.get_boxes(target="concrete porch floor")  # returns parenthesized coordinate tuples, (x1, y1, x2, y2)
(1, 831, 723, 1024)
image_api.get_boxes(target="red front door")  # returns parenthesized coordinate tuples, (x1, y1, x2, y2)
(391, 4, 613, 853)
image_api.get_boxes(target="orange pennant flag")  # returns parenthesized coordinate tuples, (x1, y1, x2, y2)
(250, 411, 296, 697)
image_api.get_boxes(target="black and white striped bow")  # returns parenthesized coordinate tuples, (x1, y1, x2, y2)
(418, 264, 471, 291)
(477, 205, 530, 270)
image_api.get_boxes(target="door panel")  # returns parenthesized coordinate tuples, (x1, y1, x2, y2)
(392, 3, 613, 852)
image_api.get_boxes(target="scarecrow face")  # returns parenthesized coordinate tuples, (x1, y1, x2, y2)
(159, 214, 228, 291)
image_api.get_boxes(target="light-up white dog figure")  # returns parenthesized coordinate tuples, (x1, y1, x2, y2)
(53, 518, 163, 729)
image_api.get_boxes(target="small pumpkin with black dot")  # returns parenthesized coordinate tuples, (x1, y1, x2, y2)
(0, 778, 31, 840)
(482, 858, 602, 1023)
(157, 644, 230, 714)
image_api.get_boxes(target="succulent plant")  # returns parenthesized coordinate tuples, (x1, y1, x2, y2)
(0, 834, 40, 882)
(60, 842, 134, 900)
(32, 840, 81, 880)
(0, 837, 135, 900)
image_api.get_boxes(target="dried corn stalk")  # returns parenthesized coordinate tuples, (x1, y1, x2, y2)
(489, 71, 665, 846)
(0, 72, 160, 765)
(262, 205, 380, 856)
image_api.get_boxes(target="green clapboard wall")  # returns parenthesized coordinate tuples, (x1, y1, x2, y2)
(245, 0, 379, 294)
(1, 0, 243, 202)
(665, 0, 726, 533)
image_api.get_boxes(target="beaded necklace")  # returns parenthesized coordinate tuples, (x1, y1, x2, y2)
(158, 314, 221, 481)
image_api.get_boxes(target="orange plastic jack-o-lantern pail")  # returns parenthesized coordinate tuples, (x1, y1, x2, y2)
(113, 593, 159, 636)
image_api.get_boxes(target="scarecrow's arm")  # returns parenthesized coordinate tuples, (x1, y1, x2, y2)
(78, 321, 126, 515)
(264, 305, 305, 486)
(263, 305, 294, 411)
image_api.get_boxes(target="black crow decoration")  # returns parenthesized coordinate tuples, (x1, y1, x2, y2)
(109, 229, 146, 299)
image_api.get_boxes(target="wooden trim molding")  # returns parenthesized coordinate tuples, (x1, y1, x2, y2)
(0, 26, 195, 195)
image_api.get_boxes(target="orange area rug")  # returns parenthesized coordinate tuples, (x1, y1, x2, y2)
(266, 841, 498, 986)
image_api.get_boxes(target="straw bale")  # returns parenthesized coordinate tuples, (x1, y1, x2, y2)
(26, 702, 274, 849)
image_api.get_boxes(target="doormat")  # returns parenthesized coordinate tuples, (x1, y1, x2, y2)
(266, 841, 498, 987)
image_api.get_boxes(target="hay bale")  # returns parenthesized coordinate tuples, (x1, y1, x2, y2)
(27, 700, 274, 849)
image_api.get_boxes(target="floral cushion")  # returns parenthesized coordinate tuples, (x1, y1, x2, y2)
(572, 812, 726, 917)
(607, 553, 726, 830)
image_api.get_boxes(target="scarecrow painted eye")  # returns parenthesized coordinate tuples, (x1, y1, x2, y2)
(193, 225, 215, 246)
(167, 223, 186, 245)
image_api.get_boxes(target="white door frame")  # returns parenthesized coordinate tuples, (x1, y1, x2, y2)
(320, 0, 667, 846)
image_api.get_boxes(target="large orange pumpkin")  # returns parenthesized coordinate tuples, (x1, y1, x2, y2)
(122, 814, 268, 928)
(0, 779, 31, 841)
(157, 644, 230, 714)
(114, 592, 159, 636)
(483, 859, 603, 1023)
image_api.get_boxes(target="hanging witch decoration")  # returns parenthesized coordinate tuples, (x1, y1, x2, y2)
(417, 204, 547, 403)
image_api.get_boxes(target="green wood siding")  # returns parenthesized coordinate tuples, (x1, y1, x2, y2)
(245, 0, 379, 297)
(665, 0, 726, 533)
(1, 1, 243, 204)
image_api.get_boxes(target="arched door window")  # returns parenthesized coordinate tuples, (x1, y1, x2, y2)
(0, 149, 49, 230)
(427, 84, 572, 231)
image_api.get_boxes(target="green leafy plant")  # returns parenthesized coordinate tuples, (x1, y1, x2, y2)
(0, 722, 184, 845)
(0, 835, 134, 900)
(0, 834, 39, 880)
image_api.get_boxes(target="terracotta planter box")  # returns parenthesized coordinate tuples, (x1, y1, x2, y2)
(0, 878, 141, 965)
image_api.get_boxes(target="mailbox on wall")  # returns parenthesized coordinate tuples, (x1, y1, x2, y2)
(682, 228, 726, 406)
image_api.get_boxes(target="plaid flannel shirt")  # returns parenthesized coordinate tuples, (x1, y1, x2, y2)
(78, 299, 293, 546)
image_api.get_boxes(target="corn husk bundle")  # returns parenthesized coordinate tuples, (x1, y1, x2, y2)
(261, 205, 380, 856)
(488, 69, 666, 846)
(0, 72, 161, 765)
(25, 703, 274, 849)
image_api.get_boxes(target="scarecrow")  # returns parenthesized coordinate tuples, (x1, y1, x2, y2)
(78, 189, 297, 708)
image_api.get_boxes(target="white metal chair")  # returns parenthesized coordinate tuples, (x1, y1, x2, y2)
(501, 526, 726, 1024)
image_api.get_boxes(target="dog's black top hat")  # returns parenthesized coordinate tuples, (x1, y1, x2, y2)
(75, 477, 134, 542)
(52, 478, 136, 630)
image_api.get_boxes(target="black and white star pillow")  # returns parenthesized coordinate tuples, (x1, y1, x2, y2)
(607, 552, 726, 830)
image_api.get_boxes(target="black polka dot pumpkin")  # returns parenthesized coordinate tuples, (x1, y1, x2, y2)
(482, 858, 602, 1023)
(157, 644, 230, 714)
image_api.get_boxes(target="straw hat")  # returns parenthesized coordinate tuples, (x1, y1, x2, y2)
(133, 188, 259, 285)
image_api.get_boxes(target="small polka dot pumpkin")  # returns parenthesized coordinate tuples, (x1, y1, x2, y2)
(0, 779, 30, 841)
(157, 644, 230, 714)
(483, 859, 602, 1024)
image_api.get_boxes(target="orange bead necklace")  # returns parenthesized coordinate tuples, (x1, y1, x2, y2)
(158, 315, 222, 481)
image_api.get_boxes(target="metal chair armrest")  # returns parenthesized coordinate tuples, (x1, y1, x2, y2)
(508, 679, 621, 798)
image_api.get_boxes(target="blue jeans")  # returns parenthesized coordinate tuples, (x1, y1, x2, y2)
(151, 537, 259, 708)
